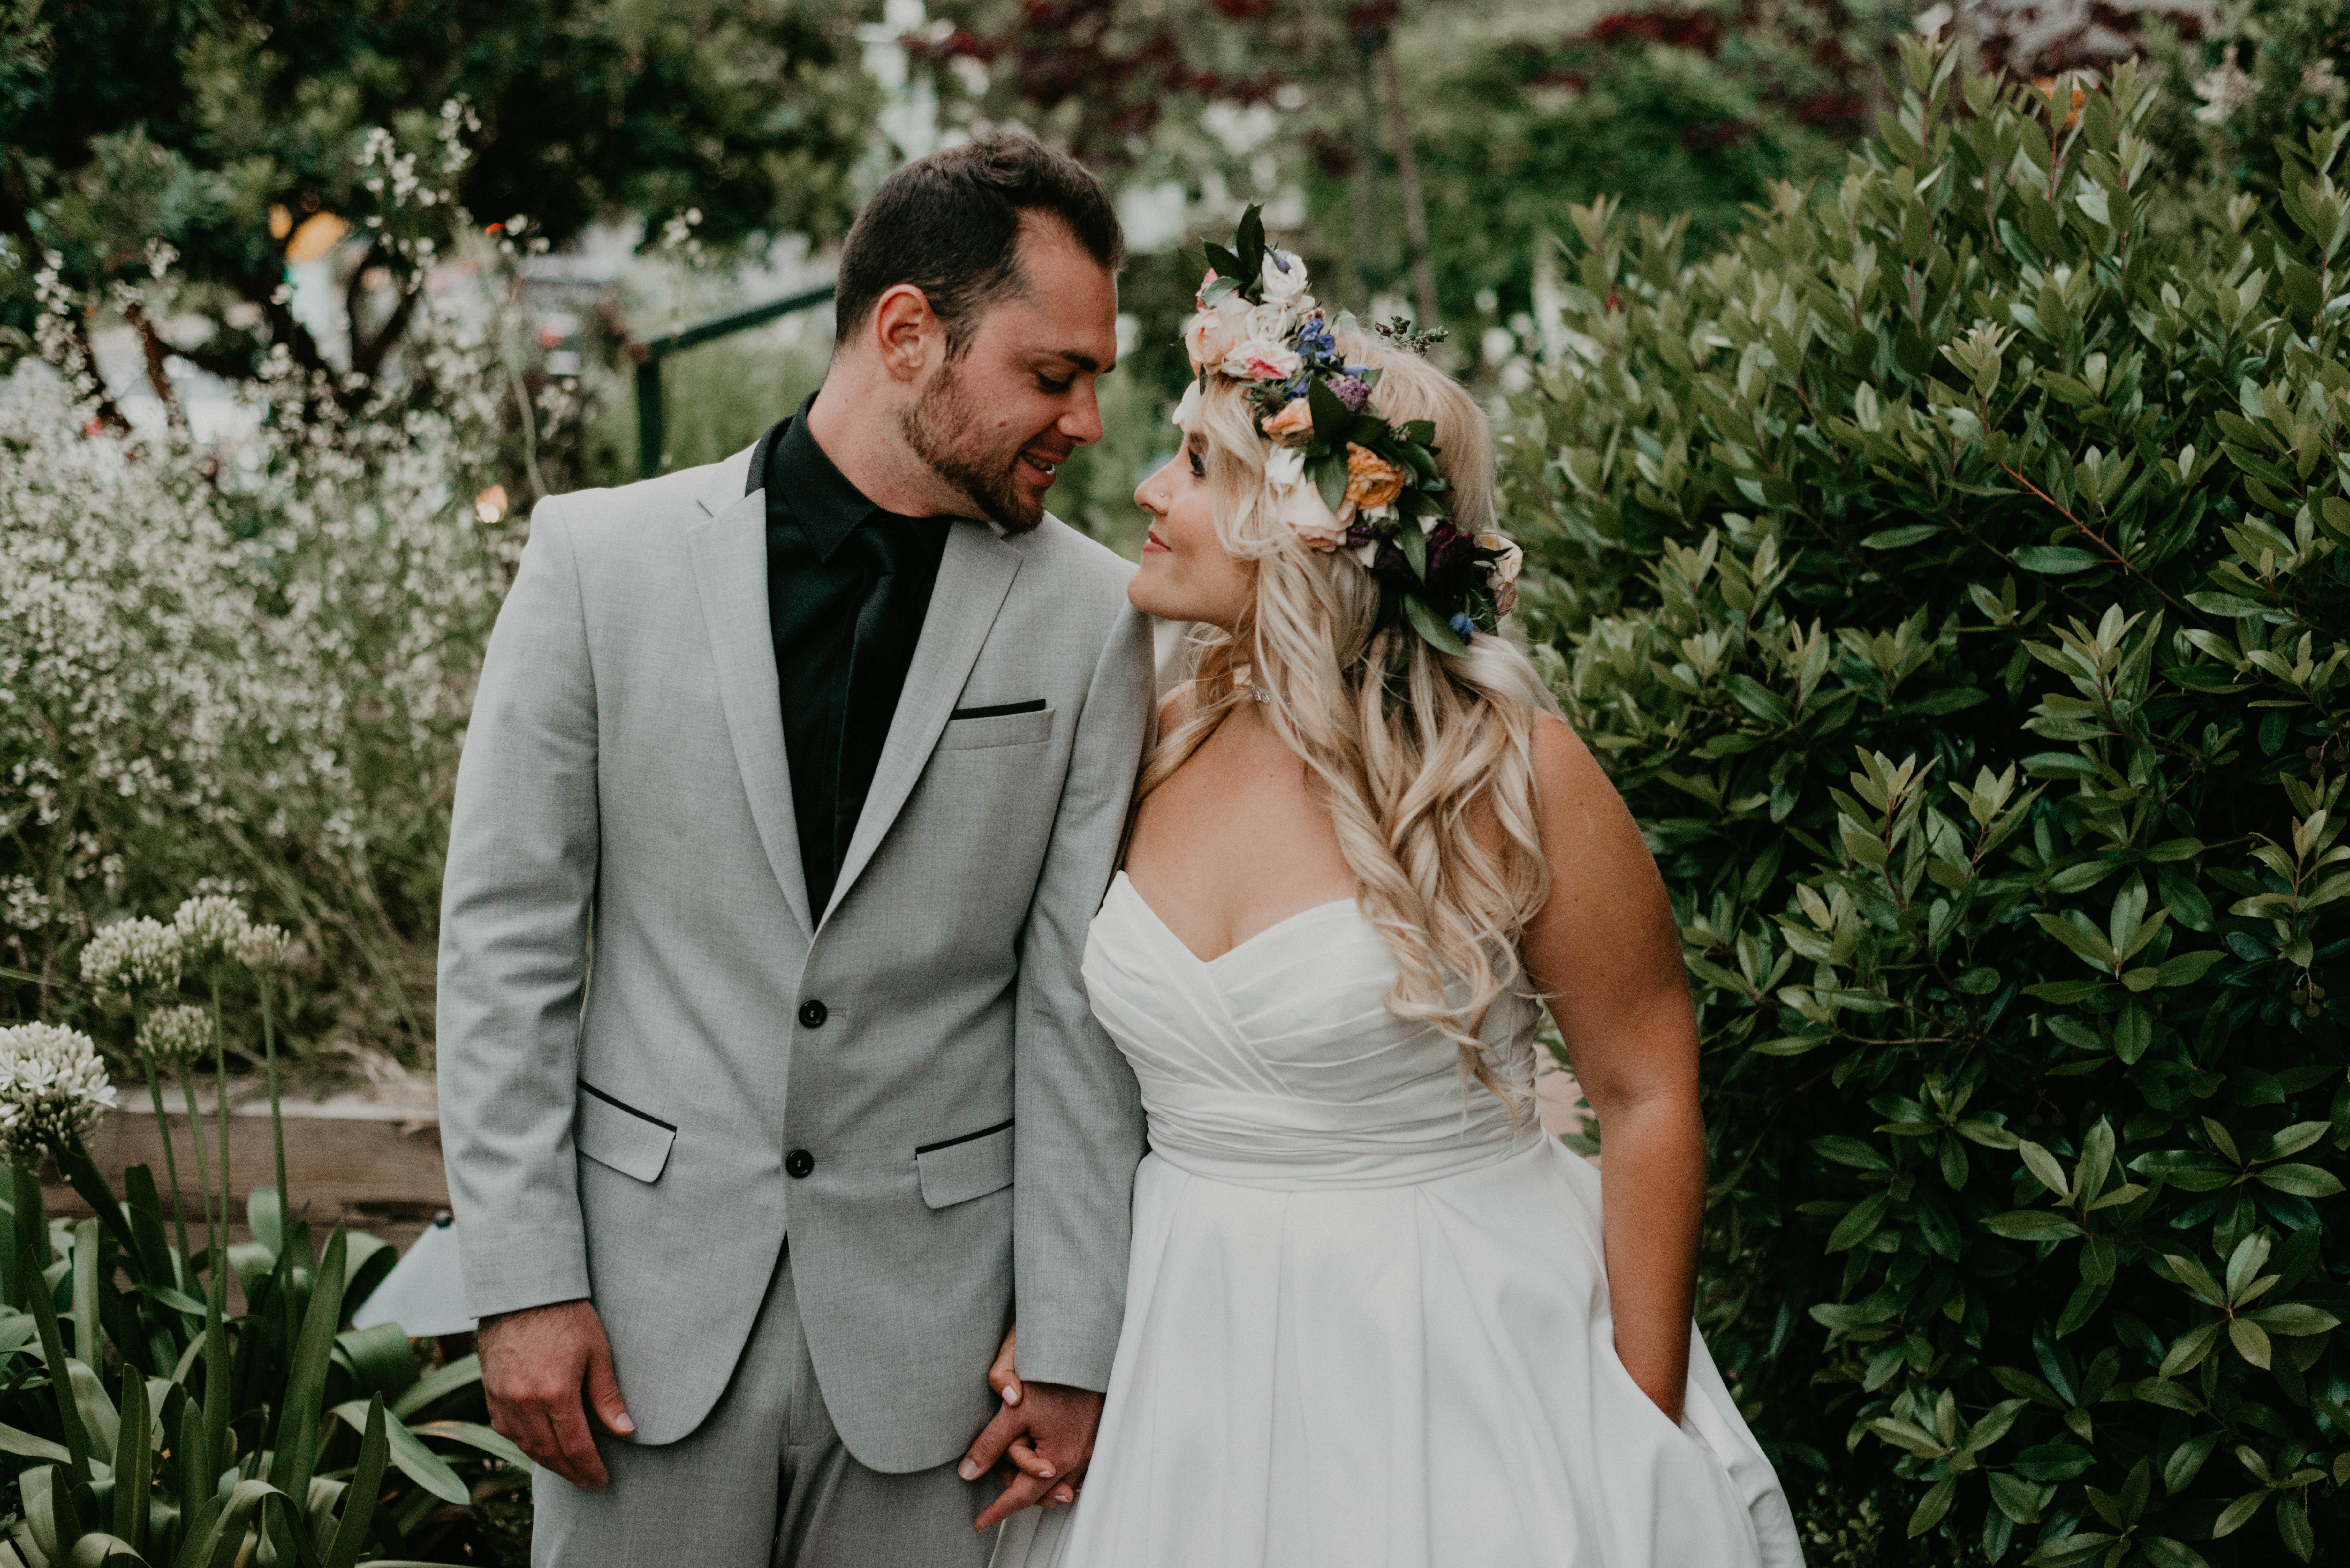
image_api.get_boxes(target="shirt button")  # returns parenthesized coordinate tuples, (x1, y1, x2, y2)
(786, 1149, 815, 1179)
(798, 1000, 828, 1029)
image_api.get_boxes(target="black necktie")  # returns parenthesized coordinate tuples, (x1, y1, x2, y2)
(828, 516, 928, 898)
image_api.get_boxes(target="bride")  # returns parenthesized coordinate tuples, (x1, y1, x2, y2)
(980, 216, 1804, 1567)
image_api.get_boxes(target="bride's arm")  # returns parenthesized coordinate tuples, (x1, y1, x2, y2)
(1519, 714, 1705, 1424)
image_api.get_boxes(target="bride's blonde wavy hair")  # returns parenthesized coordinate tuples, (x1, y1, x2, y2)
(1139, 330, 1560, 1105)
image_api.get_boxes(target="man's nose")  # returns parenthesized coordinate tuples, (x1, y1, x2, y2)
(1062, 382, 1104, 447)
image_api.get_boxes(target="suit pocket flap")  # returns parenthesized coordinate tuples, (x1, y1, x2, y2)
(577, 1085, 676, 1183)
(936, 705, 1053, 751)
(915, 1120, 1014, 1208)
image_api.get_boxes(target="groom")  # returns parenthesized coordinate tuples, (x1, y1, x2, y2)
(436, 135, 1152, 1565)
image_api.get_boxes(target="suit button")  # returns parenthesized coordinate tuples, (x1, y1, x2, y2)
(798, 1000, 828, 1028)
(786, 1149, 815, 1179)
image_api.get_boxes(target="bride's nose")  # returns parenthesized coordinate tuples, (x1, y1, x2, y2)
(1134, 456, 1174, 516)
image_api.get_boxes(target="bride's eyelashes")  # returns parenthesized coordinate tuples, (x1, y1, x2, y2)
(1188, 447, 1206, 480)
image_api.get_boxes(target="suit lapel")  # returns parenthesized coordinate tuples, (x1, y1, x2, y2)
(820, 520, 1022, 929)
(687, 486, 815, 942)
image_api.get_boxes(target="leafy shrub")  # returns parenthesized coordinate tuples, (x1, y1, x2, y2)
(1506, 40, 2350, 1565)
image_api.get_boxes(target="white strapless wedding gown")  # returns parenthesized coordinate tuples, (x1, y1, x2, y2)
(991, 873, 1805, 1568)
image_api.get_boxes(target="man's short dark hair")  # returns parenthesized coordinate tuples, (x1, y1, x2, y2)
(833, 134, 1125, 357)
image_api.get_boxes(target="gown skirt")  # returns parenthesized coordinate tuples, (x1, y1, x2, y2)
(990, 875, 1805, 1567)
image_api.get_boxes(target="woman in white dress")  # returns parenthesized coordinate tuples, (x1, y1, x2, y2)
(977, 215, 1804, 1567)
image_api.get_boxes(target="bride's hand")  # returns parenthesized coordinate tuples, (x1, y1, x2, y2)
(977, 1324, 1081, 1514)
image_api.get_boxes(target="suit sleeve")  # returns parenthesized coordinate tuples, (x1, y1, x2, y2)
(1011, 601, 1156, 1391)
(436, 497, 601, 1320)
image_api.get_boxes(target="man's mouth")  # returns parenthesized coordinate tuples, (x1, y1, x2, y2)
(1020, 449, 1065, 486)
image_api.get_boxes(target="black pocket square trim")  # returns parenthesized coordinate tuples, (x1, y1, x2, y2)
(580, 1079, 677, 1131)
(914, 1116, 1013, 1155)
(948, 699, 1047, 720)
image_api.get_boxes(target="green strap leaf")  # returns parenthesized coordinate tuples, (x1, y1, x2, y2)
(330, 1400, 469, 1505)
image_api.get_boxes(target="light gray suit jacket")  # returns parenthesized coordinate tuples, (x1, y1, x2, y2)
(436, 443, 1153, 1472)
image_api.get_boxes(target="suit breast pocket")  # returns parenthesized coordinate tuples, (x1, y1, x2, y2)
(936, 704, 1054, 752)
(915, 1119, 1014, 1208)
(576, 1083, 677, 1183)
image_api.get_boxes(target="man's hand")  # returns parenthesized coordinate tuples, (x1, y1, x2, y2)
(480, 1299, 635, 1489)
(959, 1350, 1103, 1532)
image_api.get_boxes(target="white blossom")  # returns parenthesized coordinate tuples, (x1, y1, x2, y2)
(0, 1024, 118, 1166)
(78, 918, 184, 999)
(232, 922, 296, 973)
(138, 1004, 212, 1065)
(2194, 47, 2259, 127)
(172, 896, 253, 965)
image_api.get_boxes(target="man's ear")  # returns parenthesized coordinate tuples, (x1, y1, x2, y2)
(871, 284, 939, 383)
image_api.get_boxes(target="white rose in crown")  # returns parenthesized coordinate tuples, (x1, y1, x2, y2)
(1184, 291, 1252, 374)
(1170, 378, 1203, 428)
(1260, 249, 1310, 306)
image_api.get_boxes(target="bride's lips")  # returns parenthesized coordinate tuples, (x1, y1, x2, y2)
(1143, 528, 1169, 554)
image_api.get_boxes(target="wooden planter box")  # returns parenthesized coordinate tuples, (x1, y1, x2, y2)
(44, 1083, 450, 1257)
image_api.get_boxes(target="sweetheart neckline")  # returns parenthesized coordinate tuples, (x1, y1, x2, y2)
(1111, 871, 1362, 969)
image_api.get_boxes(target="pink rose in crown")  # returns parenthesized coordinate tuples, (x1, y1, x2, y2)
(1184, 295, 1251, 374)
(1220, 338, 1301, 383)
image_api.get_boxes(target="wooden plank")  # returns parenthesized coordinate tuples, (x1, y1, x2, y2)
(45, 1108, 449, 1257)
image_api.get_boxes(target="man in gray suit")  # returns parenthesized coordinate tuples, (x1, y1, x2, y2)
(436, 136, 1153, 1564)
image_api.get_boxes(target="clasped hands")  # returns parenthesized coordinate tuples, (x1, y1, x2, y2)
(481, 1304, 1096, 1532)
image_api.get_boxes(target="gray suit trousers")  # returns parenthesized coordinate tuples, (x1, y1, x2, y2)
(530, 1249, 992, 1568)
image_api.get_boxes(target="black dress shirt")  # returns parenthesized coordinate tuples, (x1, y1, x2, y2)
(755, 392, 949, 916)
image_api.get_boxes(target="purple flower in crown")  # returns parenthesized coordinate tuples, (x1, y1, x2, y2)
(1330, 375, 1373, 411)
(1425, 522, 1481, 590)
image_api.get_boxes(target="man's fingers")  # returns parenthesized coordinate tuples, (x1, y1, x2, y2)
(957, 1401, 1032, 1482)
(585, 1338, 636, 1436)
(547, 1395, 611, 1490)
(1005, 1436, 1053, 1480)
(987, 1326, 1022, 1406)
(975, 1470, 1060, 1532)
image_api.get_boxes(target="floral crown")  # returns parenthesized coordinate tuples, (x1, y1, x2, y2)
(1175, 206, 1521, 656)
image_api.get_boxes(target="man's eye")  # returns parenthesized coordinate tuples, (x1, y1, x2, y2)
(1039, 376, 1073, 395)
(1188, 450, 1207, 479)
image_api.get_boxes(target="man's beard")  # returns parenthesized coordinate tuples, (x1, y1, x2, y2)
(898, 358, 1043, 534)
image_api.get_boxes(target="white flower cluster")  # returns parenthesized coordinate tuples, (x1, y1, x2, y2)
(78, 917, 184, 999)
(0, 1023, 118, 1167)
(172, 895, 252, 963)
(138, 1004, 212, 1066)
(2194, 46, 2259, 127)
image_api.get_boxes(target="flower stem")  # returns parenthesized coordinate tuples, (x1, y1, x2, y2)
(133, 997, 193, 1268)
(261, 981, 288, 1221)
(176, 1057, 216, 1267)
(208, 976, 232, 1252)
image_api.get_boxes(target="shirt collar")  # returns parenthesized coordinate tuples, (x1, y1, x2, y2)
(770, 389, 879, 562)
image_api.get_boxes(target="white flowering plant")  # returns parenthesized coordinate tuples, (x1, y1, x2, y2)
(1, 135, 556, 1071)
(0, 897, 521, 1562)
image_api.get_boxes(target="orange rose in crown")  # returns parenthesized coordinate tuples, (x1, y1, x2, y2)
(1343, 444, 1406, 511)
(1260, 398, 1314, 445)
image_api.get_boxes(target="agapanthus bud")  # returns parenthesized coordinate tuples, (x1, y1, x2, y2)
(0, 1024, 118, 1167)
(138, 1004, 211, 1065)
(232, 922, 295, 973)
(172, 896, 252, 964)
(79, 918, 184, 999)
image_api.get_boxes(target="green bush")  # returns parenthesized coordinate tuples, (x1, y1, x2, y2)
(1505, 41, 2350, 1565)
